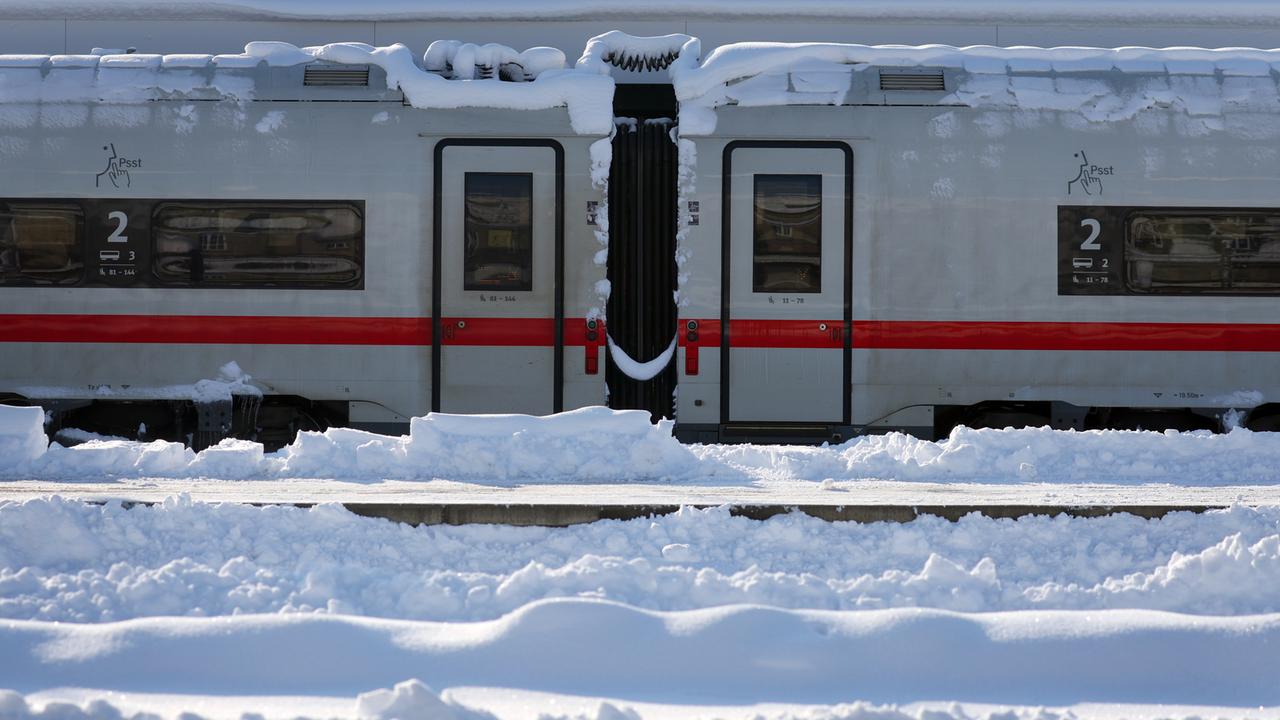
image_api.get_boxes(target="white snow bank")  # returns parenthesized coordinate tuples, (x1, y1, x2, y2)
(274, 407, 697, 481)
(3, 500, 1278, 622)
(0, 406, 698, 482)
(1, 690, 1225, 720)
(9, 406, 1280, 484)
(0, 406, 45, 465)
(700, 424, 1280, 485)
(2, 601, 1278, 707)
(403, 407, 694, 480)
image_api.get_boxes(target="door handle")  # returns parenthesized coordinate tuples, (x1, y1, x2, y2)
(585, 319, 600, 375)
(685, 320, 699, 375)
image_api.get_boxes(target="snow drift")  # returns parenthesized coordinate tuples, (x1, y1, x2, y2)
(2, 601, 1278, 707)
(3, 499, 1278, 622)
(8, 404, 1280, 483)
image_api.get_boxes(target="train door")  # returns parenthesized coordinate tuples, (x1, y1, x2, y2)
(433, 140, 564, 414)
(722, 141, 852, 428)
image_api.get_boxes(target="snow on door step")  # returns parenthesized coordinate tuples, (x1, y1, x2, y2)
(0, 405, 46, 465)
(406, 406, 697, 481)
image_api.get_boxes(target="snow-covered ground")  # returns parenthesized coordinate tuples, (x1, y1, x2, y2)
(1, 499, 1279, 718)
(3, 406, 1280, 718)
(6, 405, 1280, 487)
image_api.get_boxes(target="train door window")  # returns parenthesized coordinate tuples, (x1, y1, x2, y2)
(0, 202, 83, 286)
(752, 174, 822, 293)
(1126, 211, 1280, 294)
(464, 172, 533, 291)
(151, 202, 363, 288)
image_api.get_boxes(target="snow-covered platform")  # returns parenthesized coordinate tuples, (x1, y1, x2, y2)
(2, 478, 1278, 525)
(6, 406, 1280, 524)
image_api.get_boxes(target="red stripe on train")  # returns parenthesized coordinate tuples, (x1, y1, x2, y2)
(5, 314, 1280, 352)
(0, 314, 431, 346)
(0, 314, 600, 347)
(682, 319, 1280, 352)
(854, 320, 1280, 352)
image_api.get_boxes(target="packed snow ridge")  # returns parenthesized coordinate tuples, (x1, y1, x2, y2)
(3, 499, 1279, 622)
(5, 403, 1280, 484)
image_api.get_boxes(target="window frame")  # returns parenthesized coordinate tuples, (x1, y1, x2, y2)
(0, 201, 86, 287)
(462, 171, 535, 293)
(149, 199, 366, 290)
(1124, 207, 1280, 296)
(751, 173, 824, 295)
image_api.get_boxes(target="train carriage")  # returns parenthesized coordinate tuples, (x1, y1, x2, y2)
(0, 43, 612, 446)
(4, 34, 1280, 447)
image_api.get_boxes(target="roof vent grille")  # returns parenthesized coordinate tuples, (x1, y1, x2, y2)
(879, 69, 946, 91)
(304, 65, 370, 87)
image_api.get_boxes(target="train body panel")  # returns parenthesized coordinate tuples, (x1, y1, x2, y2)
(6, 36, 1280, 445)
(0, 67, 610, 436)
(678, 92, 1280, 432)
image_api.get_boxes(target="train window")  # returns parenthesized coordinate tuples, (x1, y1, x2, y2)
(0, 202, 83, 286)
(464, 173, 533, 292)
(151, 202, 363, 288)
(753, 174, 821, 293)
(1126, 211, 1280, 294)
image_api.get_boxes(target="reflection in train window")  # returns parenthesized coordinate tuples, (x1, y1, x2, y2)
(464, 173, 533, 292)
(151, 202, 363, 288)
(753, 174, 821, 293)
(1126, 211, 1280, 294)
(0, 202, 83, 286)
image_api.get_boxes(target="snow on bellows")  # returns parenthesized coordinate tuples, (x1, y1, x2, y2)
(6, 402, 1280, 483)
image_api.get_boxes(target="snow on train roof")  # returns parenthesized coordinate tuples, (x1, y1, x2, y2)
(3, 0, 1280, 23)
(0, 40, 615, 133)
(668, 41, 1280, 133)
(4, 34, 1280, 136)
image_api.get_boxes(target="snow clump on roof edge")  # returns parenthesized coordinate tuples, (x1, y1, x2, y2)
(310, 41, 614, 134)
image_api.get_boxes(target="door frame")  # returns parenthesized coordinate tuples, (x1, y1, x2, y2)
(432, 138, 565, 413)
(719, 140, 854, 426)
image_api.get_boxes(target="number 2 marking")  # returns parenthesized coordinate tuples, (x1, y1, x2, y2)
(107, 211, 129, 243)
(1079, 218, 1101, 251)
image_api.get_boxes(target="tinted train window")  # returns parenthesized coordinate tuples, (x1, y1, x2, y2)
(151, 203, 363, 288)
(1126, 212, 1280, 294)
(753, 174, 821, 293)
(0, 203, 83, 286)
(464, 173, 533, 291)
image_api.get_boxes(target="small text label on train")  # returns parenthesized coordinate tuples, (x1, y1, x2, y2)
(94, 143, 142, 189)
(1067, 150, 1113, 196)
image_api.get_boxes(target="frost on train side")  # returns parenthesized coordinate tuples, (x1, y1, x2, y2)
(588, 134, 612, 323)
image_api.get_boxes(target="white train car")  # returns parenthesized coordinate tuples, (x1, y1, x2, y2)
(668, 41, 1280, 441)
(4, 32, 1280, 446)
(0, 41, 614, 446)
